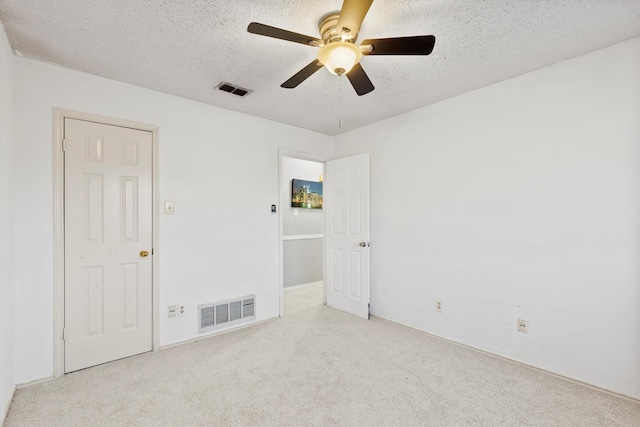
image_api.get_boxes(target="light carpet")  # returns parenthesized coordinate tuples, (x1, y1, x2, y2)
(5, 283, 640, 426)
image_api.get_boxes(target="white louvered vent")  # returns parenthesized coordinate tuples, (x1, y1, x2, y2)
(198, 295, 255, 334)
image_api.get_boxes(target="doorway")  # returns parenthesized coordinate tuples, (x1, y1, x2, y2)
(53, 109, 160, 377)
(279, 151, 326, 316)
(278, 150, 371, 319)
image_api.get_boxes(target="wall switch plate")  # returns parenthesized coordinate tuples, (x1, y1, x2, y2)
(177, 304, 185, 316)
(435, 299, 443, 312)
(293, 208, 299, 216)
(517, 318, 528, 334)
(168, 305, 177, 318)
(165, 201, 174, 214)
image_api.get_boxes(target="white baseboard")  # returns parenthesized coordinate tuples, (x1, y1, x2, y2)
(1, 384, 16, 426)
(16, 375, 55, 389)
(160, 317, 278, 350)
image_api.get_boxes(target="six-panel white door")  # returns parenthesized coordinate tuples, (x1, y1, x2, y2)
(64, 118, 153, 373)
(325, 153, 370, 319)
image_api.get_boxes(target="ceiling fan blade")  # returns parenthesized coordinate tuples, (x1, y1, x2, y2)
(336, 0, 374, 39)
(360, 35, 436, 55)
(281, 60, 324, 89)
(346, 63, 374, 96)
(247, 22, 322, 46)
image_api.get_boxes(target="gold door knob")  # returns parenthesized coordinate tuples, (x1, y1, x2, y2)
(140, 250, 149, 257)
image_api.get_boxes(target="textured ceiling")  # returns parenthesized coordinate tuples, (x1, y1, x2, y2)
(0, 0, 638, 135)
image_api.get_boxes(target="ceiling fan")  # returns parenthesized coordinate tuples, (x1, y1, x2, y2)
(247, 0, 436, 96)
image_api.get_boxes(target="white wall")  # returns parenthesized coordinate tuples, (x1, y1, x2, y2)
(6, 32, 639, 400)
(0, 21, 15, 422)
(281, 157, 324, 287)
(334, 38, 640, 398)
(11, 57, 333, 384)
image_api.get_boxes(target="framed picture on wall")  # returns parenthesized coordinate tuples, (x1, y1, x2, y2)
(291, 179, 323, 209)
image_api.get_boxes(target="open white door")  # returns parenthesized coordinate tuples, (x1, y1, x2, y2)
(325, 153, 370, 319)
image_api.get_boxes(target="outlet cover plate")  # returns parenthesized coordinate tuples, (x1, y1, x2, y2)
(168, 305, 177, 318)
(517, 318, 527, 334)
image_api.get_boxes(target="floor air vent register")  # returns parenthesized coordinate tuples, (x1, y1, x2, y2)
(198, 295, 255, 334)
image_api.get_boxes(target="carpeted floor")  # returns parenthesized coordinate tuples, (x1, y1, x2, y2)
(5, 282, 640, 426)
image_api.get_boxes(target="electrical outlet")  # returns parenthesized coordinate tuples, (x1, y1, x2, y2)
(435, 299, 443, 312)
(177, 304, 185, 316)
(517, 318, 528, 334)
(168, 305, 177, 318)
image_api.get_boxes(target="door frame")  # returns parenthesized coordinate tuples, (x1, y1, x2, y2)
(52, 108, 160, 378)
(278, 148, 328, 317)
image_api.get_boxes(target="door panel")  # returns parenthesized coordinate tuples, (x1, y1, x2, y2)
(325, 153, 370, 319)
(64, 118, 153, 373)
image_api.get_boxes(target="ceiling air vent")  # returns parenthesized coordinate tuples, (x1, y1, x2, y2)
(216, 82, 252, 97)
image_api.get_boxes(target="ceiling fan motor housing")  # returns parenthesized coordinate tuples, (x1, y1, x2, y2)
(317, 12, 362, 75)
(319, 12, 357, 44)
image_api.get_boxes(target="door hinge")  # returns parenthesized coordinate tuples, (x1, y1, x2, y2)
(63, 327, 67, 340)
(152, 248, 154, 255)
(62, 139, 66, 151)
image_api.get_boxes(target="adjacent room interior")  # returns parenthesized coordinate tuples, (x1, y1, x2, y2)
(0, 0, 639, 424)
(281, 156, 325, 297)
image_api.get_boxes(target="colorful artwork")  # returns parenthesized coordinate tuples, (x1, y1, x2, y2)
(291, 179, 323, 209)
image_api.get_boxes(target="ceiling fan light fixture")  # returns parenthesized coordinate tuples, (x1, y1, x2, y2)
(247, 0, 436, 96)
(317, 41, 362, 76)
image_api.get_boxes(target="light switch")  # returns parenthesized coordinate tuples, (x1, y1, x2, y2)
(293, 208, 298, 216)
(165, 201, 175, 214)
